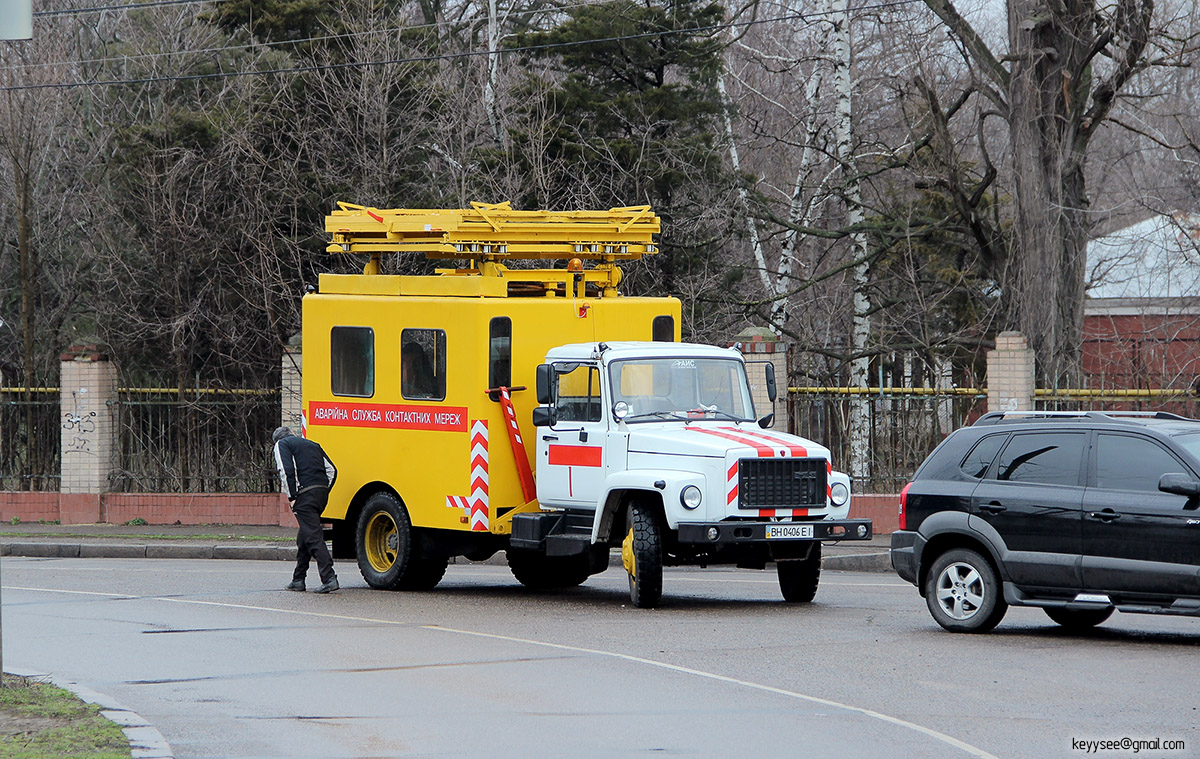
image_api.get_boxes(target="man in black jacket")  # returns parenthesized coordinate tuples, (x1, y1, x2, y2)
(273, 427, 339, 593)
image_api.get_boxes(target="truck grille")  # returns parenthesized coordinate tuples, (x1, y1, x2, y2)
(737, 458, 827, 508)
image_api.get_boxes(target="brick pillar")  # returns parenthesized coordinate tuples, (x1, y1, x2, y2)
(281, 335, 303, 433)
(733, 328, 787, 427)
(279, 337, 303, 527)
(987, 331, 1035, 413)
(59, 345, 118, 524)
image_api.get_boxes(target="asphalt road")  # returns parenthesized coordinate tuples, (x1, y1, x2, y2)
(3, 557, 1197, 759)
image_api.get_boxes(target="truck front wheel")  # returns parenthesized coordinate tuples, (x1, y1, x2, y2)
(777, 543, 821, 602)
(623, 502, 663, 608)
(356, 492, 413, 590)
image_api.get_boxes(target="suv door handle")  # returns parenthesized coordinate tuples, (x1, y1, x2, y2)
(979, 502, 1007, 514)
(1088, 509, 1122, 522)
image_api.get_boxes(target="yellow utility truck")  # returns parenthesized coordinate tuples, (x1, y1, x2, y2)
(304, 202, 872, 607)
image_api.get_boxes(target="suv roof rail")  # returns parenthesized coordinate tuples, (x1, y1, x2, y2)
(974, 410, 1197, 426)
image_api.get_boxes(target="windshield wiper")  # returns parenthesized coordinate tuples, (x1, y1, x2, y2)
(698, 409, 750, 422)
(624, 410, 689, 422)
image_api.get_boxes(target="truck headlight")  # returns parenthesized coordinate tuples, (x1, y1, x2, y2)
(830, 482, 850, 507)
(680, 485, 702, 510)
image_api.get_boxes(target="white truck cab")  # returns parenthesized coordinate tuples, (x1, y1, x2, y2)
(514, 340, 872, 607)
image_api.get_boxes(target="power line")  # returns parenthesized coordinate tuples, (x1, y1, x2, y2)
(34, 0, 237, 17)
(7, 1, 599, 72)
(1, 0, 924, 92)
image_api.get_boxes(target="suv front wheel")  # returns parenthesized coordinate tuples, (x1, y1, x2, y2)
(924, 548, 1008, 633)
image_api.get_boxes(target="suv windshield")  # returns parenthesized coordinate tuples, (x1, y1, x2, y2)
(608, 357, 755, 423)
(1171, 431, 1200, 461)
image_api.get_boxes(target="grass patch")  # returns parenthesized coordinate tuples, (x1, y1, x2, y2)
(0, 676, 130, 758)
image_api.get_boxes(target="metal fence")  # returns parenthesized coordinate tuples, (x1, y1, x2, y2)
(790, 387, 1200, 493)
(1034, 388, 1200, 416)
(0, 388, 61, 491)
(110, 388, 280, 493)
(788, 387, 987, 493)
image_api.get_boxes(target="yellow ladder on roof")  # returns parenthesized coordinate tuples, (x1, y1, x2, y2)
(325, 201, 660, 261)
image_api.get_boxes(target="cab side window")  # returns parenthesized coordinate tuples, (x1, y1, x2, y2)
(556, 365, 601, 422)
(401, 329, 446, 401)
(994, 432, 1086, 486)
(1096, 434, 1188, 492)
(331, 326, 374, 397)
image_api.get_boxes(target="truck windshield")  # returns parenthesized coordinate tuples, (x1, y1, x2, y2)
(609, 357, 755, 423)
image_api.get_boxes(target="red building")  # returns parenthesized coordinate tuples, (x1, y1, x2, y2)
(1084, 212, 1200, 390)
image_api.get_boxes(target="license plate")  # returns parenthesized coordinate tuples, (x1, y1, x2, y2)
(765, 524, 814, 539)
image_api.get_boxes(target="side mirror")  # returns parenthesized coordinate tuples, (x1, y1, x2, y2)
(765, 362, 777, 403)
(1159, 473, 1200, 508)
(536, 364, 553, 405)
(757, 412, 775, 429)
(532, 406, 557, 427)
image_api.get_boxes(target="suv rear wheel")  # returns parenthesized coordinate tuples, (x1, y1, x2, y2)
(924, 548, 1008, 633)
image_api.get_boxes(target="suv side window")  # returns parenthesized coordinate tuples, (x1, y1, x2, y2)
(1095, 433, 1188, 492)
(960, 434, 1007, 479)
(994, 432, 1085, 485)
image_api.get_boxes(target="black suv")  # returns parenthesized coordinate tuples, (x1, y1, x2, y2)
(891, 411, 1200, 633)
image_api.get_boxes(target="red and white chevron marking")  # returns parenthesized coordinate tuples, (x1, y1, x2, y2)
(468, 420, 489, 531)
(726, 461, 739, 506)
(445, 420, 490, 531)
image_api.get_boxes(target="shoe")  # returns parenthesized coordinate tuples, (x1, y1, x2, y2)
(285, 580, 306, 592)
(313, 577, 339, 594)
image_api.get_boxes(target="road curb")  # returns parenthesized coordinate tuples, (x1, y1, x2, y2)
(2, 542, 895, 572)
(6, 668, 175, 759)
(5, 542, 80, 558)
(823, 552, 892, 573)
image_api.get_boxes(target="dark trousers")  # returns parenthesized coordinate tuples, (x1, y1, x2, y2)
(292, 488, 336, 584)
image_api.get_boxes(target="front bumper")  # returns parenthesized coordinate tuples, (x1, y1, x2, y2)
(677, 518, 873, 546)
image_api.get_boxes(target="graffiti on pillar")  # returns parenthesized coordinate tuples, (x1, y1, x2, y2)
(62, 389, 97, 453)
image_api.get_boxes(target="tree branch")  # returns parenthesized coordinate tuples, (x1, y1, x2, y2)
(921, 0, 1011, 97)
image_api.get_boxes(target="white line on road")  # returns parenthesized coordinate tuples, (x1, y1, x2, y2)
(5, 583, 996, 759)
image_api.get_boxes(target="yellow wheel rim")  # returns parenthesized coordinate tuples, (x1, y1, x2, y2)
(622, 526, 636, 578)
(364, 511, 399, 572)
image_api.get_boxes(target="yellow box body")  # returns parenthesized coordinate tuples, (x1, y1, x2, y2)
(302, 273, 681, 535)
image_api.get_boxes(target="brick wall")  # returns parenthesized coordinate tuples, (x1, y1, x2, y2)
(850, 493, 900, 535)
(0, 492, 294, 527)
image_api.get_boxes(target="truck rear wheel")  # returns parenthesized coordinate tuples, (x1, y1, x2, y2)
(777, 543, 821, 603)
(623, 502, 663, 608)
(356, 492, 413, 590)
(507, 550, 590, 590)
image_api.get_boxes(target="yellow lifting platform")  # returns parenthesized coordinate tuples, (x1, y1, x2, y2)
(325, 201, 660, 260)
(323, 201, 662, 296)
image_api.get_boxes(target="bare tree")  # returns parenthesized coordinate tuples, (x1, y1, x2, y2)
(922, 0, 1163, 385)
